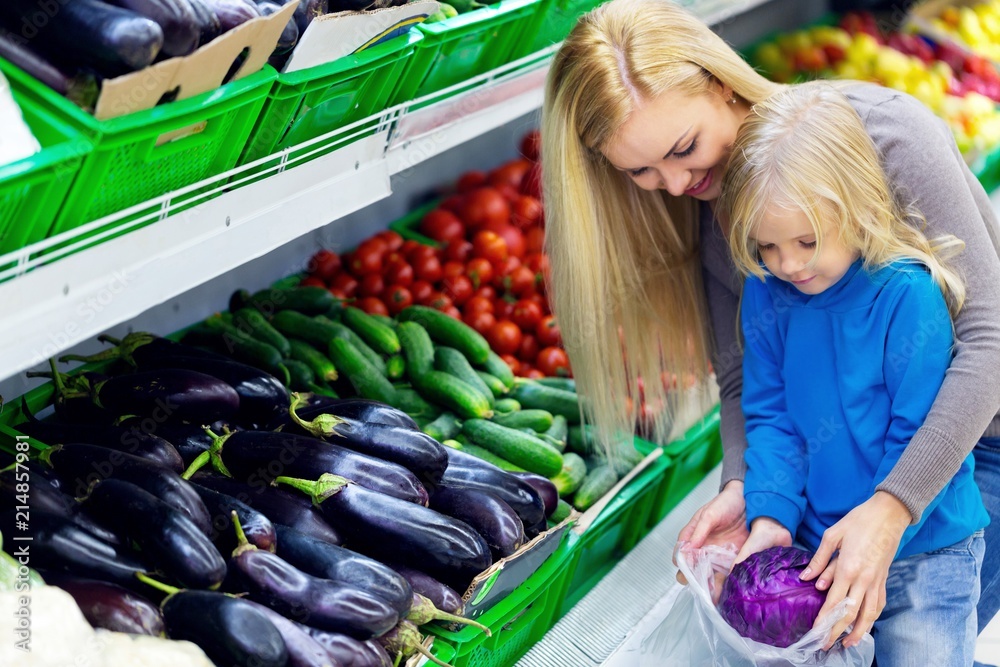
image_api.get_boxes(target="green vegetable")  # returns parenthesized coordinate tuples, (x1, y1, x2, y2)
(550, 452, 587, 497)
(573, 464, 618, 510)
(491, 409, 554, 432)
(398, 306, 491, 365)
(287, 339, 337, 382)
(423, 412, 462, 443)
(461, 419, 563, 477)
(397, 321, 436, 379)
(510, 379, 581, 423)
(414, 371, 493, 420)
(327, 338, 398, 405)
(342, 307, 401, 355)
(435, 347, 494, 408)
(481, 350, 515, 389)
(232, 308, 292, 356)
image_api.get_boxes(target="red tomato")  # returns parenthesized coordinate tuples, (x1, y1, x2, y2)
(357, 297, 389, 317)
(330, 273, 359, 298)
(490, 225, 526, 259)
(511, 299, 544, 331)
(362, 236, 388, 256)
(527, 292, 549, 313)
(427, 292, 453, 311)
(413, 256, 443, 283)
(511, 196, 542, 230)
(443, 306, 462, 320)
(463, 295, 494, 317)
(410, 280, 434, 304)
(383, 259, 414, 288)
(420, 209, 465, 244)
(474, 285, 497, 301)
(358, 273, 385, 298)
(536, 315, 561, 346)
(487, 320, 523, 355)
(443, 239, 473, 264)
(300, 276, 325, 288)
(521, 162, 542, 199)
(383, 285, 413, 315)
(441, 275, 474, 307)
(494, 298, 516, 320)
(376, 230, 404, 252)
(464, 257, 494, 289)
(493, 256, 522, 284)
(401, 239, 422, 256)
(441, 194, 465, 213)
(472, 231, 508, 265)
(536, 346, 571, 377)
(329, 288, 348, 301)
(460, 188, 511, 229)
(493, 182, 522, 204)
(524, 367, 546, 379)
(500, 354, 521, 375)
(463, 311, 496, 336)
(349, 241, 384, 276)
(442, 261, 466, 280)
(405, 243, 438, 264)
(525, 227, 545, 255)
(518, 334, 540, 364)
(457, 171, 487, 193)
(520, 130, 541, 161)
(307, 249, 341, 282)
(383, 251, 405, 266)
(489, 158, 533, 190)
(505, 265, 538, 298)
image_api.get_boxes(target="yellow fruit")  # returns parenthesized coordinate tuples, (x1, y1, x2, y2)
(845, 33, 880, 66)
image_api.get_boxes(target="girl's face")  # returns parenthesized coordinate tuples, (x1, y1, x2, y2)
(602, 84, 748, 201)
(753, 205, 860, 295)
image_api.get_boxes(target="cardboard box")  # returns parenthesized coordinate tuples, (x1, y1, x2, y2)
(94, 2, 296, 120)
(283, 1, 439, 73)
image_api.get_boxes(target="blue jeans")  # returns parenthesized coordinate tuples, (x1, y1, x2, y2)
(872, 530, 983, 667)
(976, 437, 1000, 636)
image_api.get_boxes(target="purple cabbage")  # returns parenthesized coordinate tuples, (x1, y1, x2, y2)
(717, 546, 827, 648)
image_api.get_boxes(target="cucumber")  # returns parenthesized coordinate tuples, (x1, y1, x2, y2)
(452, 436, 525, 472)
(510, 380, 581, 423)
(247, 286, 336, 315)
(491, 409, 554, 432)
(232, 308, 292, 356)
(395, 386, 438, 420)
(271, 310, 340, 347)
(414, 371, 492, 420)
(315, 316, 387, 376)
(476, 371, 508, 398)
(398, 305, 491, 364)
(549, 498, 573, 524)
(342, 306, 401, 355)
(544, 415, 568, 453)
(535, 377, 577, 392)
(572, 464, 618, 511)
(422, 412, 462, 443)
(461, 419, 563, 478)
(287, 338, 337, 381)
(327, 338, 398, 405)
(567, 424, 599, 456)
(481, 350, 516, 389)
(550, 453, 587, 497)
(369, 313, 396, 327)
(435, 347, 495, 408)
(386, 355, 406, 380)
(202, 315, 286, 378)
(397, 321, 436, 378)
(493, 398, 521, 414)
(605, 443, 644, 477)
(282, 359, 316, 392)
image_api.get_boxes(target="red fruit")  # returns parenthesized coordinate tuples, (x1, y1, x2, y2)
(442, 261, 466, 280)
(505, 265, 538, 298)
(487, 320, 523, 355)
(413, 256, 443, 283)
(349, 241, 386, 276)
(463, 310, 496, 336)
(465, 257, 494, 289)
(376, 230, 404, 252)
(427, 292, 453, 311)
(518, 334, 540, 364)
(463, 295, 494, 317)
(511, 299, 544, 331)
(460, 188, 511, 229)
(300, 276, 326, 288)
(443, 306, 462, 320)
(536, 315, 561, 347)
(511, 196, 543, 230)
(358, 273, 385, 298)
(329, 288, 348, 301)
(441, 275, 474, 307)
(421, 209, 465, 244)
(525, 227, 545, 255)
(330, 273, 359, 298)
(520, 162, 542, 199)
(493, 182, 522, 204)
(494, 298, 516, 321)
(536, 346, 571, 377)
(307, 249, 341, 282)
(411, 280, 434, 304)
(500, 354, 521, 375)
(443, 239, 474, 264)
(405, 243, 437, 264)
(383, 259, 414, 288)
(383, 285, 413, 315)
(520, 129, 541, 161)
(472, 230, 509, 265)
(474, 285, 497, 301)
(524, 367, 545, 380)
(490, 225, 526, 259)
(362, 236, 388, 256)
(357, 297, 389, 317)
(457, 171, 487, 193)
(489, 158, 533, 191)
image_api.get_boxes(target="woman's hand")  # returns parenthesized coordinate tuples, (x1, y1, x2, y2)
(800, 492, 911, 650)
(674, 480, 749, 583)
(734, 516, 792, 565)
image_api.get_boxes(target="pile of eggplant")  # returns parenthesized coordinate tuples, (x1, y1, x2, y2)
(0, 330, 557, 666)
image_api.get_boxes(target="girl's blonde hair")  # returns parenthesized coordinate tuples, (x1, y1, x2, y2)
(541, 0, 782, 446)
(721, 82, 966, 317)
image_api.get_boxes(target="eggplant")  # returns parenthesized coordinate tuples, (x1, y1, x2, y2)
(85, 369, 241, 423)
(83, 479, 227, 590)
(304, 628, 392, 667)
(278, 397, 418, 431)
(204, 0, 261, 32)
(190, 473, 342, 545)
(375, 621, 438, 667)
(389, 566, 464, 615)
(60, 332, 233, 368)
(44, 574, 164, 636)
(0, 0, 163, 75)
(161, 590, 288, 667)
(511, 472, 559, 519)
(186, 0, 223, 44)
(14, 420, 184, 472)
(107, 0, 199, 56)
(0, 511, 146, 589)
(42, 444, 213, 536)
(442, 449, 545, 528)
(0, 31, 72, 96)
(192, 430, 428, 505)
(118, 419, 220, 467)
(227, 515, 398, 639)
(292, 415, 447, 489)
(191, 482, 277, 553)
(524, 517, 547, 540)
(257, 1, 299, 54)
(277, 475, 492, 591)
(242, 599, 336, 667)
(329, 0, 374, 11)
(274, 524, 412, 616)
(294, 0, 327, 34)
(429, 486, 524, 560)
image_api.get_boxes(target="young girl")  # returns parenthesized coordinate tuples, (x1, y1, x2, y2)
(718, 82, 989, 665)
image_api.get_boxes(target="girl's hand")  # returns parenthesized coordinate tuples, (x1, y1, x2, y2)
(674, 481, 750, 583)
(800, 492, 911, 650)
(733, 516, 793, 565)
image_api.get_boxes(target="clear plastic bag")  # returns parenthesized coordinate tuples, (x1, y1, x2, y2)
(631, 545, 874, 667)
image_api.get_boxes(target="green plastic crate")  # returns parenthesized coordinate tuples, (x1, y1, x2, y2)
(972, 144, 1000, 195)
(241, 32, 422, 167)
(397, 0, 543, 105)
(388, 199, 442, 246)
(0, 58, 276, 234)
(0, 91, 91, 257)
(423, 538, 575, 667)
(509, 0, 606, 59)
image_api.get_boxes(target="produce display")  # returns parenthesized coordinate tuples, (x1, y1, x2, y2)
(921, 1, 1000, 62)
(751, 10, 1000, 157)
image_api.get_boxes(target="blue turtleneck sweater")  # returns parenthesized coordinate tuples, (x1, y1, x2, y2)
(741, 259, 988, 558)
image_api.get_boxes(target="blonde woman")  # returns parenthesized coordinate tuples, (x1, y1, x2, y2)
(719, 82, 987, 664)
(541, 0, 1000, 651)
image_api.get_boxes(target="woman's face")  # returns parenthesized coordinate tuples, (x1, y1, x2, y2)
(602, 84, 748, 201)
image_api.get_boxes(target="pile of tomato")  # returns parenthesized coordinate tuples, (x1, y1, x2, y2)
(302, 130, 572, 379)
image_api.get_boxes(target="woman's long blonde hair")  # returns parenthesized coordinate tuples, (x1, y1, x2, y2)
(541, 0, 782, 446)
(720, 82, 966, 317)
